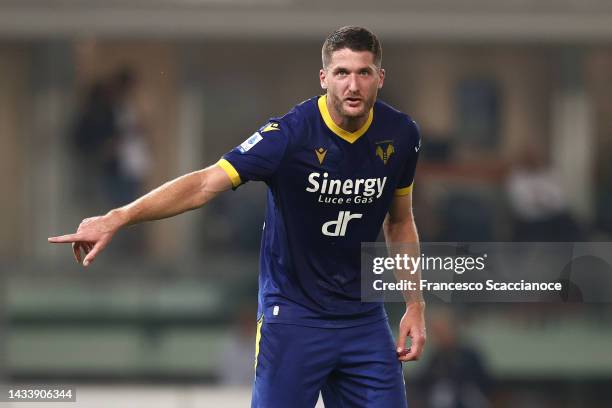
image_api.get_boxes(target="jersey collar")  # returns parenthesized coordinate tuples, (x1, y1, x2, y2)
(318, 95, 373, 144)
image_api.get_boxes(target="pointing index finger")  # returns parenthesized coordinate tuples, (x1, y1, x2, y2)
(48, 233, 82, 243)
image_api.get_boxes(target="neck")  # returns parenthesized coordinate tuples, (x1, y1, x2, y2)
(326, 96, 368, 133)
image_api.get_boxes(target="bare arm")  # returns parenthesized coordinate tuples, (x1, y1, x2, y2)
(383, 190, 426, 362)
(48, 164, 234, 266)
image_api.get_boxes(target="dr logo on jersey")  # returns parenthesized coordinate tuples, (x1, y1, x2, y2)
(322, 211, 363, 236)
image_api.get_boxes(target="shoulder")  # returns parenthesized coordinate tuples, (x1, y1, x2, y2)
(374, 99, 420, 144)
(265, 96, 320, 132)
(250, 96, 319, 156)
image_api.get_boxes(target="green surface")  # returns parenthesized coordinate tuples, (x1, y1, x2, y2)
(5, 274, 612, 379)
(8, 327, 228, 373)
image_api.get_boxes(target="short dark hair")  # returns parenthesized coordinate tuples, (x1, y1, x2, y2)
(322, 26, 382, 69)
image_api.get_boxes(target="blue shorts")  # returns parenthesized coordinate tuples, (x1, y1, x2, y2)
(251, 318, 407, 408)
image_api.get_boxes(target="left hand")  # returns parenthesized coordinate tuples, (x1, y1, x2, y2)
(396, 302, 426, 362)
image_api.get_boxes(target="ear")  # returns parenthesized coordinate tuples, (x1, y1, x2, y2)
(377, 68, 385, 89)
(319, 68, 327, 90)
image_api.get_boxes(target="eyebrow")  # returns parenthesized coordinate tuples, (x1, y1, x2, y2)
(332, 66, 374, 73)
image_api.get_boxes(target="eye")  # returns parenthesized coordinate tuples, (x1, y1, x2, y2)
(360, 70, 371, 76)
(336, 70, 348, 76)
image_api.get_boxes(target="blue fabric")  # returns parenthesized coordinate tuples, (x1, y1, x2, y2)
(222, 96, 421, 328)
(252, 318, 408, 408)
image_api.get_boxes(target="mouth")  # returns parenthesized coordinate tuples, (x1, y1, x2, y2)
(344, 97, 363, 107)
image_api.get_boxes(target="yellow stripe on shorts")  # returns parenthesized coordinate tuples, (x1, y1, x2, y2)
(254, 315, 264, 371)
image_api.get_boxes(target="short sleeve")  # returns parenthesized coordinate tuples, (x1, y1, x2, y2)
(218, 121, 290, 188)
(395, 119, 421, 196)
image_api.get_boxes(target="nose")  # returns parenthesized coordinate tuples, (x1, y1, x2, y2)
(348, 73, 359, 93)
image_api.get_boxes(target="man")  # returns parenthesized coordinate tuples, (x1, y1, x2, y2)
(49, 26, 426, 407)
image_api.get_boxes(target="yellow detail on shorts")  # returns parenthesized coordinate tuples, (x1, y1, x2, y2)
(254, 316, 264, 371)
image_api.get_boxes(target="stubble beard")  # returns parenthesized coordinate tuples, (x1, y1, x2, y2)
(331, 94, 375, 122)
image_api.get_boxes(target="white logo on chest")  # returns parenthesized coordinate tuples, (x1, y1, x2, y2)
(306, 172, 387, 199)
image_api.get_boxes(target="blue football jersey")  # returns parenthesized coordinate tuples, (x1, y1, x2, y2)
(219, 95, 420, 328)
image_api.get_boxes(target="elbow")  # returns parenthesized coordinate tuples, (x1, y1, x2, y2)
(383, 218, 393, 236)
(384, 215, 413, 231)
(383, 216, 402, 238)
(187, 170, 209, 209)
(384, 216, 418, 242)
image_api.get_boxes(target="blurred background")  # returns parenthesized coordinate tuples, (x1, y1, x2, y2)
(1, 0, 612, 407)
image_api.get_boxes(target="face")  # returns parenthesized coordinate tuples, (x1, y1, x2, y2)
(320, 48, 385, 120)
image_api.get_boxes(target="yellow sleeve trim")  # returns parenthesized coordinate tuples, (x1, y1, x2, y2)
(217, 158, 242, 188)
(395, 183, 414, 196)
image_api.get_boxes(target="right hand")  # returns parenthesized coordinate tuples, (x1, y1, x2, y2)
(48, 212, 122, 267)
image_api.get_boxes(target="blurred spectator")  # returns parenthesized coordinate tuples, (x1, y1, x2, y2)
(420, 308, 491, 408)
(71, 67, 152, 253)
(506, 143, 583, 241)
(72, 81, 116, 157)
(71, 80, 117, 205)
(72, 68, 152, 209)
(108, 67, 152, 206)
